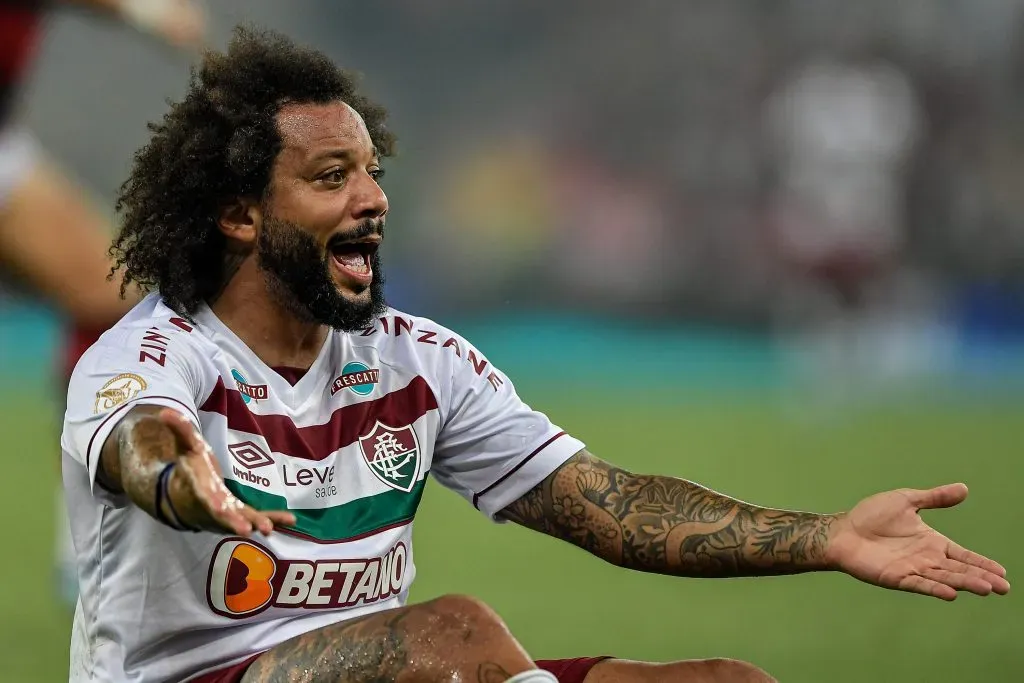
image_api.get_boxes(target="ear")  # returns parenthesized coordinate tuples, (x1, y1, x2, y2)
(217, 196, 261, 247)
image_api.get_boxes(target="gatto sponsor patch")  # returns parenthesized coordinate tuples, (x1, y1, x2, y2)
(231, 369, 268, 404)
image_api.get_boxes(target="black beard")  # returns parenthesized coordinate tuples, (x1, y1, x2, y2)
(256, 216, 387, 331)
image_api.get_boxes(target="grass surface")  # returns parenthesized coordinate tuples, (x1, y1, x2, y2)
(3, 390, 1020, 682)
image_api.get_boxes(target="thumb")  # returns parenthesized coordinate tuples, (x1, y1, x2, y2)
(906, 483, 969, 510)
(157, 408, 203, 452)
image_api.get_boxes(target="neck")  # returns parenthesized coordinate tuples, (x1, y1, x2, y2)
(210, 257, 328, 370)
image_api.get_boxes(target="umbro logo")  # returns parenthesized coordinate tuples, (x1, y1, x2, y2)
(229, 441, 274, 470)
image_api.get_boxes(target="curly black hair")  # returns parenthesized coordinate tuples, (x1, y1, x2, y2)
(111, 26, 396, 317)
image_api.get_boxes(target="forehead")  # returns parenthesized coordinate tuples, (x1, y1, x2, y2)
(275, 101, 373, 159)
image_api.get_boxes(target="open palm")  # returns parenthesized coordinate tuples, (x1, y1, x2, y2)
(159, 409, 295, 537)
(828, 484, 1010, 601)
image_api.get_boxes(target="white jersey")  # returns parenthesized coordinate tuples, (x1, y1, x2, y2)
(61, 294, 584, 683)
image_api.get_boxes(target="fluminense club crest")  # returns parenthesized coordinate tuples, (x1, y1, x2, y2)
(358, 422, 420, 493)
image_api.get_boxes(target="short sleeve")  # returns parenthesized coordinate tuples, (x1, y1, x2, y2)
(60, 325, 205, 507)
(429, 334, 584, 521)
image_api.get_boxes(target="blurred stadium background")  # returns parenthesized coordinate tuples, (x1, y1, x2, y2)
(2, 1, 1022, 681)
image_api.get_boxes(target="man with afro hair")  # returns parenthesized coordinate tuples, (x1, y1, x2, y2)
(61, 26, 1007, 683)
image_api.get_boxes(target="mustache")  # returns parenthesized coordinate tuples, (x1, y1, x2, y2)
(327, 219, 385, 249)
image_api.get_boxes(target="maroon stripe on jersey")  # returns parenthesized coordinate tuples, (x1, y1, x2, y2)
(198, 375, 438, 461)
(471, 431, 568, 509)
(276, 518, 413, 545)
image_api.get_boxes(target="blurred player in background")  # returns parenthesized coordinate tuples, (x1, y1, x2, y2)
(0, 0, 206, 601)
(61, 27, 1008, 683)
(764, 49, 922, 405)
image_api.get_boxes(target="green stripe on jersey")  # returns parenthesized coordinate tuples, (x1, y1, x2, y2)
(225, 479, 427, 542)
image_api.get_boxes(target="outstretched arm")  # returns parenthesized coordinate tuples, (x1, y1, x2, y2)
(500, 450, 1010, 599)
(500, 450, 834, 577)
(99, 405, 293, 536)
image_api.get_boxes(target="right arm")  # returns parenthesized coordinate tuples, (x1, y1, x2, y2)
(98, 405, 177, 519)
(64, 325, 292, 535)
(97, 404, 293, 536)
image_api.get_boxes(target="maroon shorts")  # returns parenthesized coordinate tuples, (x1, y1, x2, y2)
(192, 654, 612, 683)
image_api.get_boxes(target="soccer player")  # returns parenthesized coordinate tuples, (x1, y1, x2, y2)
(62, 27, 1010, 683)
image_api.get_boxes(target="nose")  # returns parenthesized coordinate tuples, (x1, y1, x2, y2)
(351, 171, 388, 221)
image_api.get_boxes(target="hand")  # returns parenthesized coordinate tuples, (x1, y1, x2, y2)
(826, 484, 1010, 601)
(119, 0, 207, 51)
(158, 408, 296, 536)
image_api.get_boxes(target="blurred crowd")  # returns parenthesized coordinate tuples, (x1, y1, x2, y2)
(363, 0, 1024, 331)
(8, 0, 1024, 332)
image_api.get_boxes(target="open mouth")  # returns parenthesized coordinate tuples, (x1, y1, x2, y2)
(328, 237, 379, 287)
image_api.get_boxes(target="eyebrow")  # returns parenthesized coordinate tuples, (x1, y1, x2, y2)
(308, 146, 380, 164)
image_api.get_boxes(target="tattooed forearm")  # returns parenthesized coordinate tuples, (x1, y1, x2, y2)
(500, 450, 838, 577)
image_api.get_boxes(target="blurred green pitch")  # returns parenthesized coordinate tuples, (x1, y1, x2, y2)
(2, 390, 1020, 682)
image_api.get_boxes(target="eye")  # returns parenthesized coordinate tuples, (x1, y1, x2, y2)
(369, 167, 386, 182)
(320, 169, 345, 185)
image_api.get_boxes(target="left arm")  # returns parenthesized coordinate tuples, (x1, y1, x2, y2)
(500, 450, 1011, 599)
(500, 450, 835, 577)
(424, 325, 1007, 598)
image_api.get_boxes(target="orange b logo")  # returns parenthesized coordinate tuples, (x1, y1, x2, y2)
(207, 539, 277, 618)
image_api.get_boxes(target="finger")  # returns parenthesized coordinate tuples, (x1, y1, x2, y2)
(210, 495, 254, 537)
(194, 495, 252, 536)
(906, 483, 968, 510)
(242, 508, 297, 536)
(940, 559, 1011, 595)
(223, 516, 253, 537)
(947, 541, 1008, 578)
(241, 506, 275, 537)
(177, 459, 252, 535)
(265, 510, 298, 528)
(898, 574, 958, 601)
(921, 568, 993, 596)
